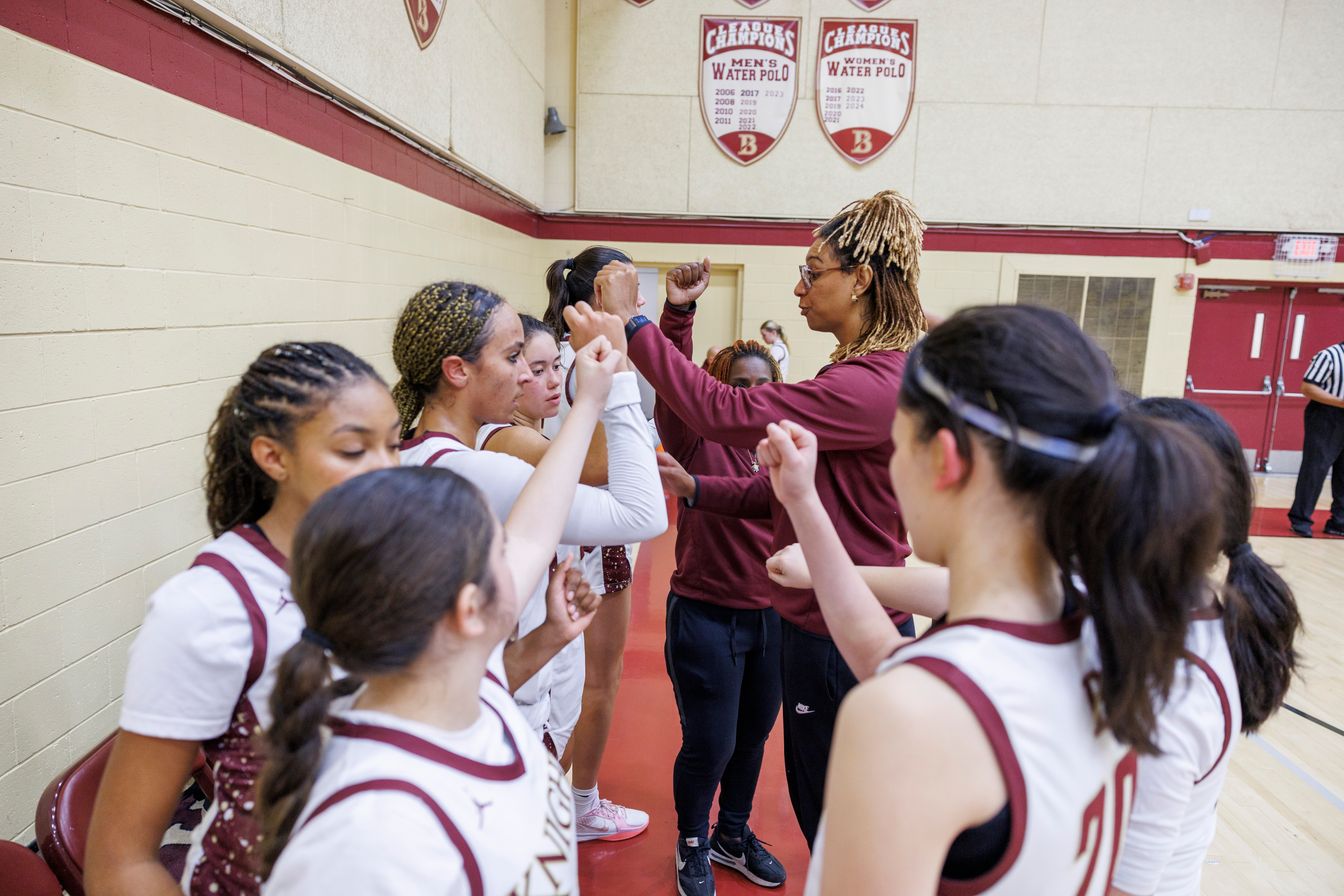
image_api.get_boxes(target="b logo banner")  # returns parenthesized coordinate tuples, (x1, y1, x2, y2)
(403, 0, 444, 49)
(699, 16, 800, 166)
(815, 18, 916, 165)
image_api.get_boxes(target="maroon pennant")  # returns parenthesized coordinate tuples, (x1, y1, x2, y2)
(735, 0, 771, 7)
(402, 0, 444, 49)
(625, 0, 656, 6)
(816, 18, 917, 165)
(849, 0, 893, 10)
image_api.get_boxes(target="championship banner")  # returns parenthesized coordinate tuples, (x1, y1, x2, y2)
(849, 0, 893, 10)
(816, 18, 916, 165)
(699, 16, 800, 166)
(735, 0, 771, 7)
(403, 0, 444, 49)
(624, 0, 654, 6)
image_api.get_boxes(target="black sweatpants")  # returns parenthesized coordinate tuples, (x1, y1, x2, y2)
(1289, 401, 1344, 530)
(664, 593, 783, 841)
(781, 615, 915, 849)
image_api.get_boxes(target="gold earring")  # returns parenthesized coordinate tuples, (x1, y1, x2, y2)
(851, 293, 859, 303)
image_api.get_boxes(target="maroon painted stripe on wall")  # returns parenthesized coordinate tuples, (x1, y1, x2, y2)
(0, 0, 1300, 260)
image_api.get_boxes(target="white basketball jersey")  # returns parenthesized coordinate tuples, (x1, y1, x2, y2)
(266, 675, 577, 896)
(1111, 612, 1240, 896)
(807, 616, 1134, 896)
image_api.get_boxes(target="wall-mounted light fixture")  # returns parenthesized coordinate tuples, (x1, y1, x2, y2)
(544, 106, 568, 135)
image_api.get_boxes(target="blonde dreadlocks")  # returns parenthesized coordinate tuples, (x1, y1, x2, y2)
(815, 189, 926, 363)
(705, 340, 782, 386)
(391, 281, 504, 439)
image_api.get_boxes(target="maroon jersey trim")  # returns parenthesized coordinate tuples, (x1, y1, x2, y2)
(901, 655, 1027, 895)
(1184, 651, 1234, 785)
(329, 705, 526, 781)
(303, 778, 483, 896)
(1188, 604, 1223, 621)
(235, 523, 289, 573)
(478, 424, 514, 451)
(402, 430, 469, 450)
(926, 613, 1084, 645)
(191, 552, 268, 691)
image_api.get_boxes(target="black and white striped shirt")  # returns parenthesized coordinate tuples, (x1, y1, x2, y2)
(1303, 341, 1344, 400)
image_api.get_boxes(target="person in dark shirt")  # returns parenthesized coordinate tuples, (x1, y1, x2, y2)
(563, 190, 928, 849)
(655, 286, 787, 895)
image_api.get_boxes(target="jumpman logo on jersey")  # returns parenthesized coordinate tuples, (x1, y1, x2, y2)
(472, 797, 492, 828)
(275, 589, 296, 613)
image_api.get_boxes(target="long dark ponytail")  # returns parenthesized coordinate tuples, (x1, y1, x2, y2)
(543, 245, 632, 336)
(1132, 397, 1301, 732)
(900, 306, 1226, 753)
(258, 466, 498, 877)
(204, 342, 381, 537)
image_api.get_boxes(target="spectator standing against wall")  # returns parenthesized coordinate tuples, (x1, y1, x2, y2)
(1288, 338, 1344, 537)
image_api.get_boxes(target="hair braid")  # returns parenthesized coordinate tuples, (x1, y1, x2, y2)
(705, 339, 782, 385)
(204, 342, 381, 537)
(391, 281, 504, 439)
(816, 189, 927, 363)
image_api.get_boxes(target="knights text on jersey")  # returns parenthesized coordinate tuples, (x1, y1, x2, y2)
(807, 616, 1134, 896)
(264, 678, 578, 896)
(121, 524, 301, 896)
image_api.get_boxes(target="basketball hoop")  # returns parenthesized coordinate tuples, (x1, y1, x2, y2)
(1273, 234, 1338, 278)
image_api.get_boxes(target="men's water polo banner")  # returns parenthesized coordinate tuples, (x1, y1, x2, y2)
(403, 0, 444, 49)
(816, 18, 917, 165)
(699, 16, 800, 166)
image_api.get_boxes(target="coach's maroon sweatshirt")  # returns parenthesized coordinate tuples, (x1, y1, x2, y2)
(630, 310, 911, 637)
(654, 306, 774, 611)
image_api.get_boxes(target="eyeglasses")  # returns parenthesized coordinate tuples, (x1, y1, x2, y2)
(797, 265, 849, 290)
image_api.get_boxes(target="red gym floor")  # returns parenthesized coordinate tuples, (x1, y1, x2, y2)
(579, 519, 811, 895)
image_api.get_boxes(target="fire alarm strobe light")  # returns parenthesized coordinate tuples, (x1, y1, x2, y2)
(1175, 273, 1196, 291)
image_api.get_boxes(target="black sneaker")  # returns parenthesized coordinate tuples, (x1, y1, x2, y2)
(1290, 523, 1313, 538)
(709, 825, 786, 888)
(676, 837, 715, 896)
(1324, 519, 1344, 537)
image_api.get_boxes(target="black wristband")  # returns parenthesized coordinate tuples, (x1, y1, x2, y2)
(666, 301, 697, 314)
(625, 315, 654, 340)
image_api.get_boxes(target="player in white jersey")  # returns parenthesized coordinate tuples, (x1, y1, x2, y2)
(86, 343, 401, 896)
(1111, 398, 1301, 896)
(393, 280, 665, 841)
(755, 306, 1227, 895)
(542, 246, 666, 840)
(260, 335, 623, 893)
(476, 314, 595, 759)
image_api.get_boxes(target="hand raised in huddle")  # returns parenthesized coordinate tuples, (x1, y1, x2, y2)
(765, 542, 811, 589)
(592, 260, 642, 323)
(571, 334, 621, 410)
(545, 555, 602, 643)
(656, 451, 696, 500)
(565, 301, 629, 361)
(666, 258, 712, 307)
(757, 420, 820, 509)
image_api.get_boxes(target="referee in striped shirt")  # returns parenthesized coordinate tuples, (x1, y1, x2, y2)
(1289, 339, 1344, 537)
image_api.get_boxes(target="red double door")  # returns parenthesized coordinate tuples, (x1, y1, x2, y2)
(1185, 285, 1344, 472)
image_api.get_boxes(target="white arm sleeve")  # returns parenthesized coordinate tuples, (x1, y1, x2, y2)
(119, 567, 252, 741)
(441, 373, 665, 546)
(1110, 673, 1222, 895)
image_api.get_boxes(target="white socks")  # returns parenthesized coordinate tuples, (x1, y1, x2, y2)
(573, 784, 599, 815)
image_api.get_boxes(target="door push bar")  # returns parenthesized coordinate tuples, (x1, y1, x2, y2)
(1276, 376, 1306, 399)
(1185, 375, 1271, 397)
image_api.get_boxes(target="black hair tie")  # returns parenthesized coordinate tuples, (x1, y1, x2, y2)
(1226, 542, 1254, 561)
(1094, 402, 1123, 431)
(564, 257, 576, 272)
(301, 627, 334, 652)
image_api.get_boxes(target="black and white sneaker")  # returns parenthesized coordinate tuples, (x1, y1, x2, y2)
(676, 836, 715, 896)
(708, 825, 786, 888)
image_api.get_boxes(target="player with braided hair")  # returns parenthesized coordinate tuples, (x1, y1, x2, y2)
(87, 342, 401, 896)
(392, 280, 666, 847)
(563, 189, 929, 849)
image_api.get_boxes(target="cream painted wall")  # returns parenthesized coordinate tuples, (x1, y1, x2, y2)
(575, 0, 1344, 230)
(191, 0, 548, 205)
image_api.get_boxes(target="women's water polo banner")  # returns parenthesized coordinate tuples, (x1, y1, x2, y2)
(699, 16, 800, 166)
(816, 18, 917, 165)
